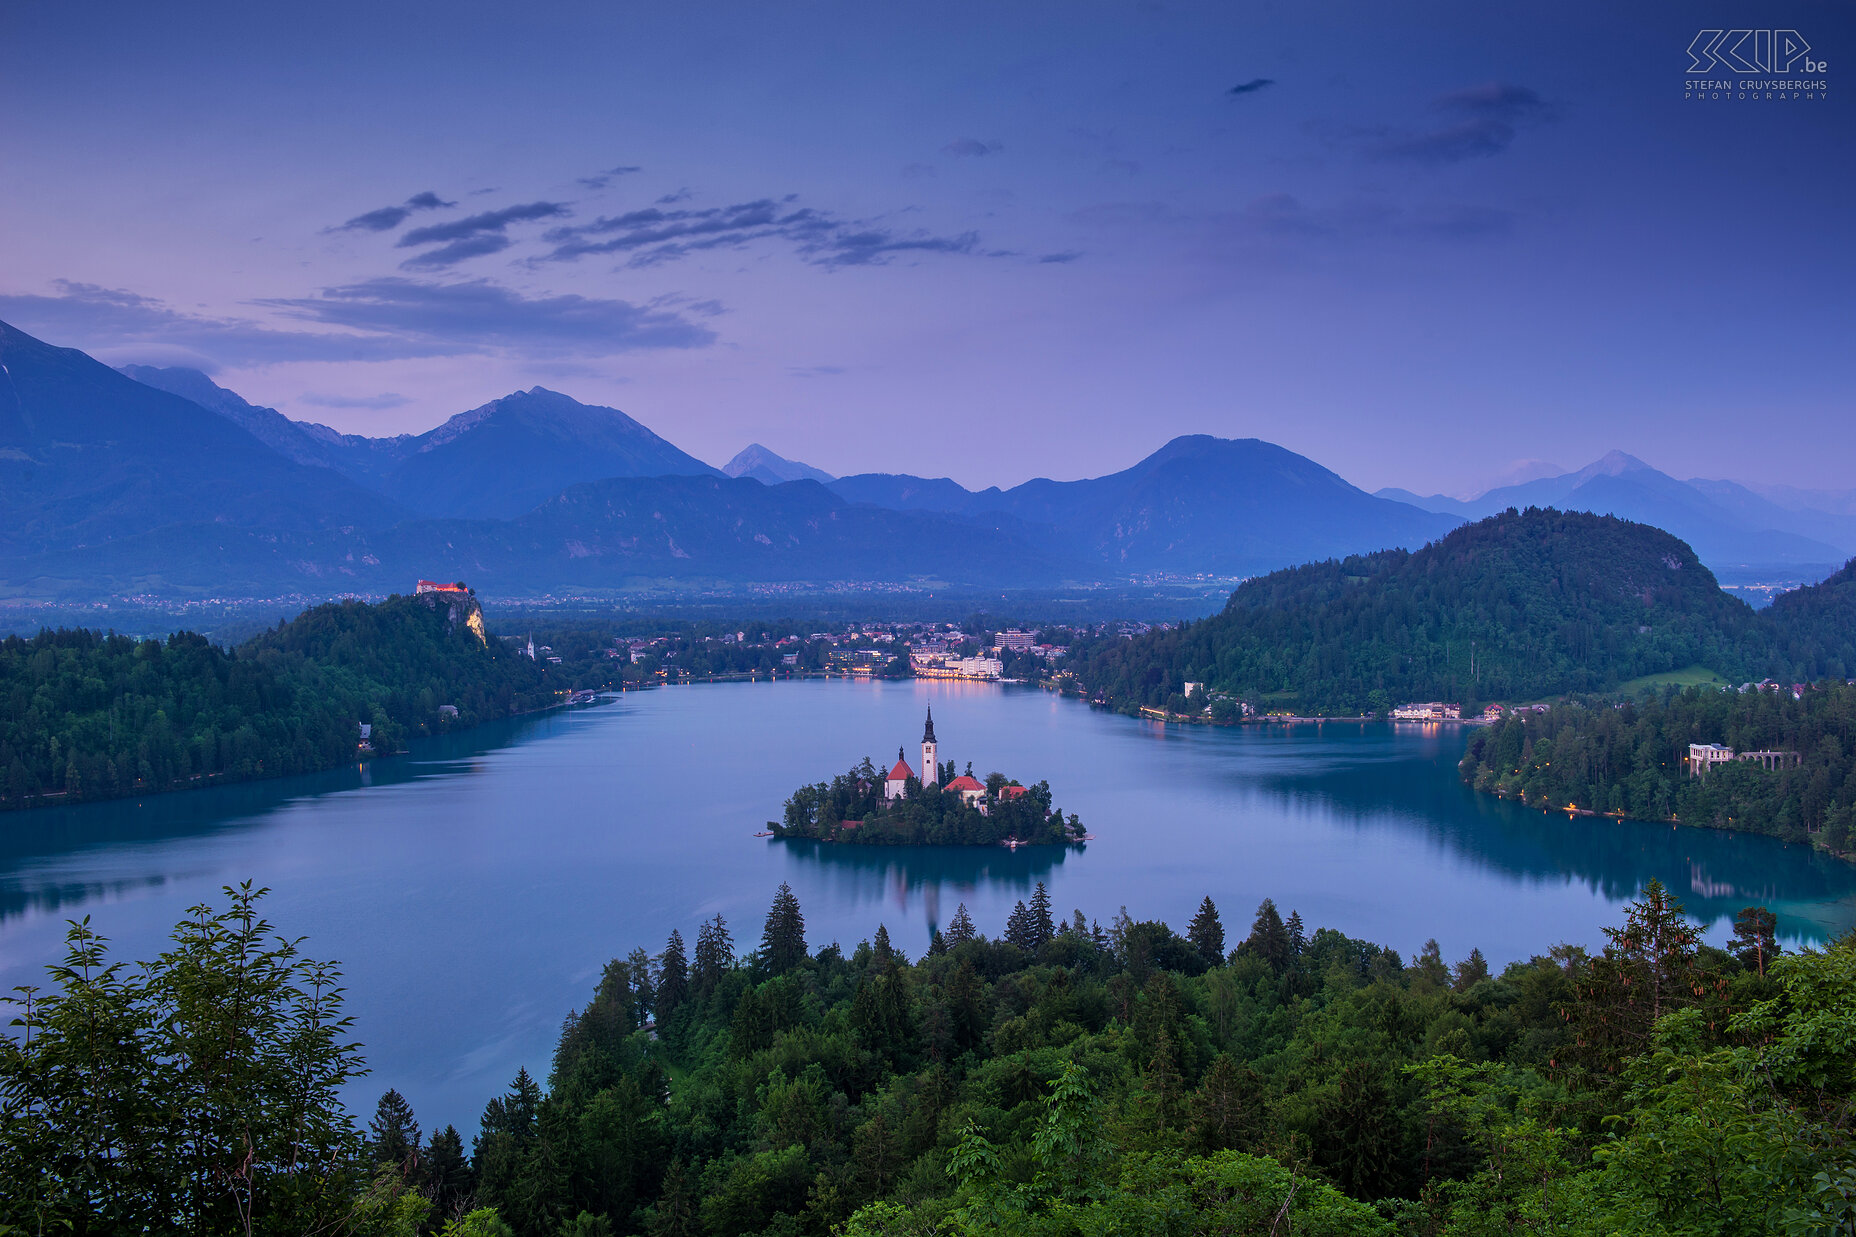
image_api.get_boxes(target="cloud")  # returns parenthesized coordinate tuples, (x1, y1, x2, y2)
(1038, 251, 1083, 263)
(300, 391, 412, 410)
(330, 191, 456, 233)
(398, 201, 571, 248)
(1374, 82, 1551, 163)
(259, 277, 717, 354)
(0, 280, 456, 365)
(788, 365, 845, 378)
(540, 194, 990, 270)
(1227, 78, 1275, 96)
(398, 234, 513, 271)
(577, 165, 644, 190)
(1235, 193, 1514, 244)
(943, 137, 1003, 157)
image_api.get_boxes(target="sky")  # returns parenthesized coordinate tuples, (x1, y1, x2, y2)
(1, 0, 1850, 495)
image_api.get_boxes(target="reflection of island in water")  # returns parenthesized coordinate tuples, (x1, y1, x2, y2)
(1226, 726, 1856, 943)
(0, 711, 568, 925)
(776, 837, 1074, 939)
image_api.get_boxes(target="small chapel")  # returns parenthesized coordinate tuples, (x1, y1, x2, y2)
(883, 707, 992, 808)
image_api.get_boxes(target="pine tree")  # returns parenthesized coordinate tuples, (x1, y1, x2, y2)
(425, 1124, 473, 1220)
(693, 914, 732, 995)
(1028, 883, 1055, 950)
(1190, 1054, 1258, 1153)
(1187, 896, 1225, 968)
(1731, 905, 1779, 977)
(1285, 909, 1306, 959)
(656, 929, 689, 1019)
(649, 1159, 700, 1237)
(1004, 900, 1035, 951)
(1241, 898, 1291, 972)
(367, 1088, 421, 1173)
(627, 946, 656, 1025)
(1452, 947, 1490, 992)
(874, 923, 894, 964)
(761, 882, 808, 974)
(945, 903, 976, 945)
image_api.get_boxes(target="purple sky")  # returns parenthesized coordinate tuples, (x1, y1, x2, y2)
(1, 0, 1849, 494)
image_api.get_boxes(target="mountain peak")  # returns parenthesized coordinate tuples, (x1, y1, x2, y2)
(1576, 450, 1653, 481)
(724, 443, 835, 485)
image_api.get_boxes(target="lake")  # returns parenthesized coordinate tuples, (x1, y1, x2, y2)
(3, 677, 1853, 1133)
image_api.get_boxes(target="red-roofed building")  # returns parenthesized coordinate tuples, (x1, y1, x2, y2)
(999, 784, 1030, 801)
(416, 580, 469, 595)
(885, 748, 916, 800)
(944, 773, 985, 808)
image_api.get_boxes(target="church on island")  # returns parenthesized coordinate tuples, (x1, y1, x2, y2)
(883, 707, 1025, 813)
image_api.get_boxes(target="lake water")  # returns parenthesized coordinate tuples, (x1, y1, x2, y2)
(3, 678, 1853, 1133)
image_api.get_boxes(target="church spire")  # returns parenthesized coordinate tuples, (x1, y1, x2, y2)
(923, 706, 936, 744)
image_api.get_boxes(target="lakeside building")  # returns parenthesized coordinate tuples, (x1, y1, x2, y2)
(1392, 702, 1462, 721)
(884, 708, 941, 799)
(1689, 742, 1802, 775)
(911, 652, 1004, 680)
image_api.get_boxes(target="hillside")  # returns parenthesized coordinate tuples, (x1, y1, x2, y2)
(1763, 556, 1856, 678)
(1071, 508, 1771, 715)
(0, 320, 406, 555)
(386, 387, 719, 518)
(0, 589, 550, 810)
(119, 364, 413, 484)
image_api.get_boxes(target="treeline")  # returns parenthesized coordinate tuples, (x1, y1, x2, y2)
(1069, 509, 1847, 717)
(1461, 681, 1856, 851)
(775, 760, 1081, 846)
(0, 591, 551, 809)
(5, 880, 1850, 1236)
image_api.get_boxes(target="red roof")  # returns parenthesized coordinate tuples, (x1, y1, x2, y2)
(999, 784, 1030, 799)
(887, 759, 916, 781)
(840, 820, 862, 829)
(945, 775, 984, 792)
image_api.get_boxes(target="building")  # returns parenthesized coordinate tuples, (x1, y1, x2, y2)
(885, 750, 916, 800)
(996, 629, 1037, 651)
(416, 579, 468, 595)
(1689, 743, 1734, 776)
(1393, 702, 1461, 721)
(944, 773, 985, 807)
(1738, 749, 1802, 771)
(921, 706, 938, 787)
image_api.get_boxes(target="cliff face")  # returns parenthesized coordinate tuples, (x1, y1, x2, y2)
(419, 587, 487, 647)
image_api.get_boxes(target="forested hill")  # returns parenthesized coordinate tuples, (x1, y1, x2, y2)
(0, 590, 551, 810)
(1763, 556, 1856, 679)
(1071, 508, 1779, 716)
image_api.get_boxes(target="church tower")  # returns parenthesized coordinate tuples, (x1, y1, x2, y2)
(921, 706, 938, 787)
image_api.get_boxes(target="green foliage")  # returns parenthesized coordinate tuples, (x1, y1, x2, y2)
(1460, 681, 1856, 848)
(776, 761, 1079, 846)
(1070, 509, 1775, 716)
(0, 591, 551, 810)
(0, 883, 366, 1233)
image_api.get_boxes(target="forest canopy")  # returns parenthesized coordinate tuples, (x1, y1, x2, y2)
(0, 590, 552, 810)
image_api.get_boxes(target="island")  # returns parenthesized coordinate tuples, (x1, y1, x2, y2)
(770, 707, 1086, 846)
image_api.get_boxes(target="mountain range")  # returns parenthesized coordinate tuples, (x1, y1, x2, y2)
(1378, 451, 1856, 577)
(2, 316, 1847, 602)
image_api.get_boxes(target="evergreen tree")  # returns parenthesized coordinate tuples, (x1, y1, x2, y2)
(367, 1087, 421, 1173)
(1028, 882, 1056, 950)
(761, 882, 808, 974)
(944, 903, 976, 945)
(1190, 1054, 1258, 1153)
(425, 1124, 474, 1220)
(656, 929, 689, 1020)
(627, 946, 656, 1025)
(874, 923, 894, 964)
(1004, 900, 1035, 951)
(649, 1159, 700, 1237)
(1452, 948, 1490, 992)
(1731, 906, 1780, 977)
(1285, 909, 1307, 959)
(1186, 896, 1225, 968)
(1240, 898, 1291, 972)
(693, 914, 732, 995)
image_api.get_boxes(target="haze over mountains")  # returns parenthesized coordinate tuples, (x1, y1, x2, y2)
(1, 317, 1848, 603)
(1379, 452, 1856, 577)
